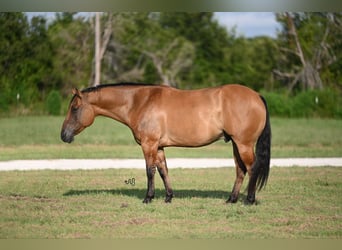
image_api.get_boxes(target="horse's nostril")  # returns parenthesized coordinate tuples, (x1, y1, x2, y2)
(61, 129, 74, 143)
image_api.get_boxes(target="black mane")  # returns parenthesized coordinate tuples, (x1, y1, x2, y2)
(81, 82, 156, 93)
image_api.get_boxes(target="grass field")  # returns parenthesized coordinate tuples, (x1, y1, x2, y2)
(0, 116, 341, 239)
(0, 167, 341, 238)
(0, 116, 341, 160)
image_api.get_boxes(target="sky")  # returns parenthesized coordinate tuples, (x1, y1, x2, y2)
(26, 12, 281, 38)
(214, 12, 281, 38)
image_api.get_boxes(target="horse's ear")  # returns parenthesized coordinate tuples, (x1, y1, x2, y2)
(72, 88, 82, 98)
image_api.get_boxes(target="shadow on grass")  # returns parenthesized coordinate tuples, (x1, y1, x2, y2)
(63, 188, 247, 201)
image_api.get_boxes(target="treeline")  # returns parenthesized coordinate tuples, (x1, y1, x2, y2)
(0, 12, 341, 117)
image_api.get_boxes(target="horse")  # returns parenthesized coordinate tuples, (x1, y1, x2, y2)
(61, 83, 271, 204)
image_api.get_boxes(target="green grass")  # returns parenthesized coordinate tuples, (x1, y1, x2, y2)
(0, 167, 341, 238)
(0, 116, 341, 160)
(1, 116, 340, 239)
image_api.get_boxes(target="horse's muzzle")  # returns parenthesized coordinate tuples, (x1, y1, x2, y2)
(61, 128, 74, 143)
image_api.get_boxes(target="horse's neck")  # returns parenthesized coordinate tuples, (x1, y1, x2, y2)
(88, 88, 133, 125)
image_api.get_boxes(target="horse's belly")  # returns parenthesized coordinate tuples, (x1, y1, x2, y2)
(158, 89, 223, 147)
(161, 119, 223, 147)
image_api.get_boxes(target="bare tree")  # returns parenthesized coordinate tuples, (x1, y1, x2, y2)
(274, 12, 338, 93)
(90, 13, 195, 87)
(92, 12, 113, 86)
(142, 38, 195, 87)
(94, 12, 101, 86)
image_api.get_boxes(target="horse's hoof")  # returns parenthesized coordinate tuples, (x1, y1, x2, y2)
(226, 196, 238, 204)
(142, 197, 153, 204)
(245, 194, 256, 205)
(164, 192, 173, 203)
(164, 196, 172, 203)
(244, 198, 257, 205)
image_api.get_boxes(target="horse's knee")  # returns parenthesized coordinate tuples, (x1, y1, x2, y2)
(146, 165, 156, 178)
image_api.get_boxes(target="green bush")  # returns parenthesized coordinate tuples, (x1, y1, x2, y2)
(314, 89, 342, 118)
(290, 91, 317, 117)
(260, 91, 291, 117)
(0, 93, 9, 113)
(291, 89, 342, 118)
(261, 89, 342, 118)
(45, 90, 62, 116)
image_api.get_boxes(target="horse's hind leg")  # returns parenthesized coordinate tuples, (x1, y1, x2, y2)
(157, 148, 173, 203)
(227, 160, 245, 203)
(240, 144, 256, 204)
(227, 142, 255, 204)
(227, 142, 246, 203)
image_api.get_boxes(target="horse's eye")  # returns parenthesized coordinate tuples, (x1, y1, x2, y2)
(71, 106, 78, 113)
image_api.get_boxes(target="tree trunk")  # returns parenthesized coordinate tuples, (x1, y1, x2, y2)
(94, 12, 101, 86)
(285, 12, 324, 93)
(92, 12, 113, 86)
(286, 12, 306, 67)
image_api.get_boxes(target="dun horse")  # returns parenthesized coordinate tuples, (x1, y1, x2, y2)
(61, 83, 271, 204)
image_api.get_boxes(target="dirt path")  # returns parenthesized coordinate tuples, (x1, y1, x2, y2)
(0, 158, 341, 171)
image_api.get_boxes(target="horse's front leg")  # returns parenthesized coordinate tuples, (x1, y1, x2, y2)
(144, 164, 156, 203)
(157, 148, 173, 203)
(141, 141, 158, 204)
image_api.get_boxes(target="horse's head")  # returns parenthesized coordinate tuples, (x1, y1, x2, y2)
(61, 88, 95, 143)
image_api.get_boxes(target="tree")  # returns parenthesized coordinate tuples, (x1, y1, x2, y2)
(141, 37, 195, 87)
(224, 36, 279, 91)
(48, 13, 93, 95)
(27, 15, 56, 98)
(159, 12, 234, 87)
(0, 13, 28, 110)
(274, 12, 342, 93)
(132, 13, 195, 87)
(97, 13, 195, 87)
(93, 12, 147, 83)
(93, 12, 113, 86)
(94, 12, 101, 86)
(0, 13, 55, 110)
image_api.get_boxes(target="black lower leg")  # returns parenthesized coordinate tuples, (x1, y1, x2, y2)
(246, 182, 256, 204)
(246, 192, 256, 204)
(227, 186, 239, 203)
(164, 190, 173, 203)
(227, 166, 245, 204)
(157, 167, 173, 203)
(143, 165, 156, 203)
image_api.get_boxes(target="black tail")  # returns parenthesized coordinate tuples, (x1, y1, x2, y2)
(249, 96, 271, 191)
